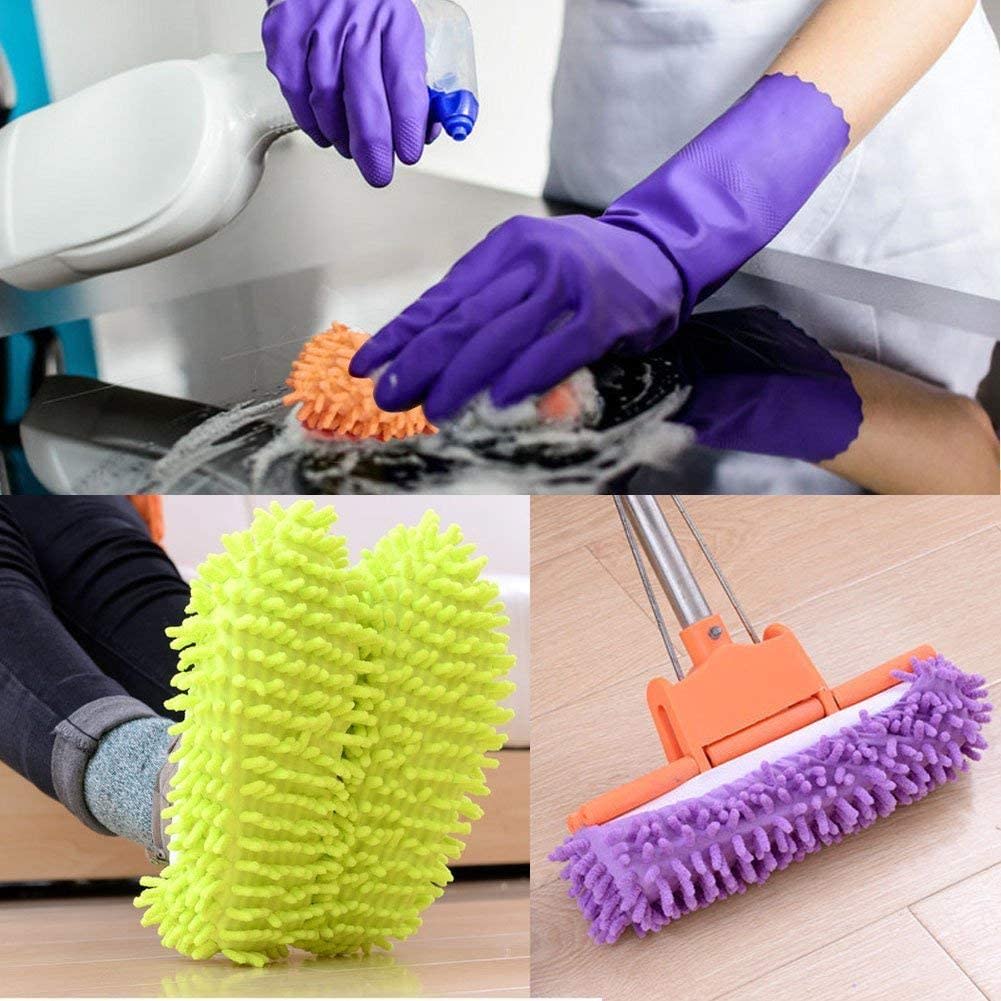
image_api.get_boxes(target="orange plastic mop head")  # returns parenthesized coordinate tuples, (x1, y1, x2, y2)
(284, 323, 437, 441)
(566, 616, 936, 832)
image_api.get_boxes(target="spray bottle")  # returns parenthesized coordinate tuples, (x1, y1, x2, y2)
(415, 0, 479, 141)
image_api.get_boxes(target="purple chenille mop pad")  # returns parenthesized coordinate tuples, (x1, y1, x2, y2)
(552, 656, 991, 944)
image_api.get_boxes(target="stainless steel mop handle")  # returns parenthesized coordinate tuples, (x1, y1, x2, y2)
(619, 496, 710, 628)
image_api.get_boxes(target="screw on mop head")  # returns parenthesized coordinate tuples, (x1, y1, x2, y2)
(284, 323, 437, 441)
(552, 621, 991, 944)
(135, 500, 515, 965)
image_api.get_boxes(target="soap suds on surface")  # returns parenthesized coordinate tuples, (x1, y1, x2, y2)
(141, 322, 693, 493)
(142, 377, 692, 494)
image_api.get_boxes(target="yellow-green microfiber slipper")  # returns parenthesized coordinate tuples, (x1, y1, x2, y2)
(136, 501, 515, 966)
(321, 511, 516, 955)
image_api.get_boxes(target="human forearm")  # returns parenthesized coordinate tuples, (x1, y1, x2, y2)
(769, 0, 976, 151)
(821, 355, 999, 494)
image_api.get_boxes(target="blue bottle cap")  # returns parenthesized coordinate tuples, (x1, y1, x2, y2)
(428, 88, 480, 141)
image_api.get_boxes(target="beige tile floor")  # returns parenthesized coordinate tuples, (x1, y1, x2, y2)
(0, 879, 529, 998)
(531, 496, 1001, 1001)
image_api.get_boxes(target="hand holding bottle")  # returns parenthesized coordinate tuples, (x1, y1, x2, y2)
(262, 0, 478, 187)
(263, 0, 428, 186)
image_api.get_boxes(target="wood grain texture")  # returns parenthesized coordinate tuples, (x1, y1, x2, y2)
(532, 546, 671, 716)
(531, 496, 1000, 1001)
(716, 909, 985, 1001)
(0, 748, 528, 883)
(911, 864, 1001, 999)
(0, 879, 529, 998)
(536, 496, 1001, 646)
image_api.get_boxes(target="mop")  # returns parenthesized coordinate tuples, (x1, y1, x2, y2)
(136, 499, 515, 965)
(284, 323, 437, 440)
(552, 496, 991, 944)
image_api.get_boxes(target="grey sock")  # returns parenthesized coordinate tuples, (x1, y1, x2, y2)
(83, 715, 174, 852)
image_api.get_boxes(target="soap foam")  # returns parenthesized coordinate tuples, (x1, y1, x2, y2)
(143, 376, 692, 494)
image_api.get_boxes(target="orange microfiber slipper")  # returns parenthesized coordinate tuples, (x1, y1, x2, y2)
(284, 323, 437, 441)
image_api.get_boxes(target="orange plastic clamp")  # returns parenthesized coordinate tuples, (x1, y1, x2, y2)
(567, 615, 935, 832)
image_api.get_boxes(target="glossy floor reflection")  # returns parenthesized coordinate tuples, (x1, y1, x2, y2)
(0, 878, 529, 997)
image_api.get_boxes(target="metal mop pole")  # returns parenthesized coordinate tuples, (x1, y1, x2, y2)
(616, 495, 762, 673)
(619, 495, 711, 629)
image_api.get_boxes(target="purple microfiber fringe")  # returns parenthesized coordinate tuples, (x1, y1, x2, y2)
(551, 656, 991, 944)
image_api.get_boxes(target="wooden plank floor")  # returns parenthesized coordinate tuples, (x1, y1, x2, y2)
(0, 879, 529, 998)
(531, 496, 1001, 1001)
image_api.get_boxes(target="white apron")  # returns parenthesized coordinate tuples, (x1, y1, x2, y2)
(547, 0, 999, 488)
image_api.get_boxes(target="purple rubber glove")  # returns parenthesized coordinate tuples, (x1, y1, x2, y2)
(672, 307, 862, 462)
(262, 0, 429, 187)
(352, 73, 850, 421)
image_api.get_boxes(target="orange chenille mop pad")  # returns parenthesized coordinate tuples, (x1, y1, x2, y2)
(284, 324, 437, 441)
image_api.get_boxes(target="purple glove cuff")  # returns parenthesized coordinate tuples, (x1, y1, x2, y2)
(602, 74, 851, 320)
